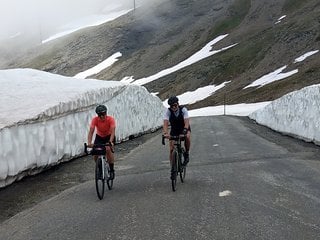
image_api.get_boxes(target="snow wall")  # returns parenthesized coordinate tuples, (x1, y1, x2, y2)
(0, 69, 165, 187)
(249, 84, 320, 145)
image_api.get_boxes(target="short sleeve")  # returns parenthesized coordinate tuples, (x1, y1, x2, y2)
(181, 107, 189, 119)
(90, 117, 97, 128)
(109, 116, 116, 128)
(164, 108, 171, 120)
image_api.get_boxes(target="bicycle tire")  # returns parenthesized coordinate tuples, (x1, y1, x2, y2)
(171, 150, 178, 192)
(95, 157, 105, 200)
(179, 165, 186, 183)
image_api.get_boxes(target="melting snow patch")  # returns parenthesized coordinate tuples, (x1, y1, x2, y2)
(219, 190, 232, 197)
(294, 50, 319, 63)
(243, 66, 298, 89)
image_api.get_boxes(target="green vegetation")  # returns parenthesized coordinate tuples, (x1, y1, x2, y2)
(209, 0, 251, 38)
(205, 30, 275, 81)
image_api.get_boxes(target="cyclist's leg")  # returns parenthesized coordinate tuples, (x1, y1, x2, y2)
(101, 135, 115, 180)
(169, 140, 175, 164)
(183, 131, 191, 165)
(93, 134, 102, 162)
(106, 148, 115, 179)
(170, 140, 178, 181)
(185, 131, 191, 151)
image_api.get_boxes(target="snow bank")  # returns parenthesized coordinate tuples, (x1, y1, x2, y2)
(0, 69, 164, 187)
(249, 84, 320, 145)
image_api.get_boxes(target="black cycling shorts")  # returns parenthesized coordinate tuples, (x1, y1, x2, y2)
(94, 134, 111, 144)
(170, 126, 191, 136)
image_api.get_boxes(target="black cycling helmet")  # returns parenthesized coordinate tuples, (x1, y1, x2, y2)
(95, 104, 107, 115)
(168, 96, 179, 106)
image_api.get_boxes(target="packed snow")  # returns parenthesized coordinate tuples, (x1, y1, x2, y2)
(189, 102, 271, 117)
(163, 81, 231, 107)
(74, 52, 122, 79)
(275, 15, 286, 24)
(243, 66, 298, 89)
(294, 50, 319, 63)
(249, 84, 320, 145)
(0, 69, 164, 187)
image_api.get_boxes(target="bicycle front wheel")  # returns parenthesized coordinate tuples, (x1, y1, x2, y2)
(95, 157, 105, 200)
(171, 151, 178, 192)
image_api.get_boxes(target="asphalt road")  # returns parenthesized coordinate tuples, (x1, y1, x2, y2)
(1, 116, 320, 240)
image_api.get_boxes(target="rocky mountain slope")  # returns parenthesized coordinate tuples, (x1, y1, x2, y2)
(2, 0, 320, 109)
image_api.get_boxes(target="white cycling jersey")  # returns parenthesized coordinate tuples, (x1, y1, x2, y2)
(163, 106, 189, 120)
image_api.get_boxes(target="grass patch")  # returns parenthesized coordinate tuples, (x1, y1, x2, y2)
(209, 0, 251, 37)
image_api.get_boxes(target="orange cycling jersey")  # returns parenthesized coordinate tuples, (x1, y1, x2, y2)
(90, 116, 116, 137)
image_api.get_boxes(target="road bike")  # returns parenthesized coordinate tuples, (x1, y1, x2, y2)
(162, 135, 187, 191)
(84, 143, 114, 200)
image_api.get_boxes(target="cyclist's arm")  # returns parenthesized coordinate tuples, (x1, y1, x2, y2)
(182, 107, 190, 130)
(109, 125, 116, 146)
(87, 127, 95, 147)
(183, 118, 190, 130)
(163, 109, 170, 137)
(163, 119, 169, 137)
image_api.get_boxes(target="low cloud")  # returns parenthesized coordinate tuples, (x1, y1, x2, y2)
(0, 0, 139, 46)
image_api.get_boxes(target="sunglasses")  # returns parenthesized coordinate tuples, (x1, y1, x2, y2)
(170, 103, 178, 108)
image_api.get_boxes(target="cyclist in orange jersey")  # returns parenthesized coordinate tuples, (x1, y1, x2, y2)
(87, 104, 116, 180)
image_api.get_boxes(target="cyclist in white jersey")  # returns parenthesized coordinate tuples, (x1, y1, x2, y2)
(163, 96, 191, 166)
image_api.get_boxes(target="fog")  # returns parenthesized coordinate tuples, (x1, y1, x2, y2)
(0, 0, 136, 43)
(0, 0, 170, 68)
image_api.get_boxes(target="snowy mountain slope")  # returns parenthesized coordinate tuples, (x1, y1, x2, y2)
(1, 0, 319, 109)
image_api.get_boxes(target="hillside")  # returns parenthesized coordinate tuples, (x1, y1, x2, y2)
(1, 0, 320, 109)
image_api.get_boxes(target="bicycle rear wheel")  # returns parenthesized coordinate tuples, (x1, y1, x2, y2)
(171, 151, 178, 192)
(179, 152, 186, 182)
(95, 157, 105, 200)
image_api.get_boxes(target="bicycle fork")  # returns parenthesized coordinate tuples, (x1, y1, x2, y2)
(101, 157, 107, 180)
(171, 150, 179, 179)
